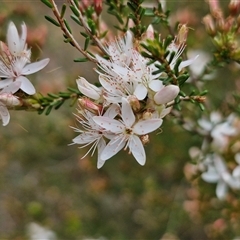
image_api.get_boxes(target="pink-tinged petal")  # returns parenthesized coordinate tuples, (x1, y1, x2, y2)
(121, 97, 135, 127)
(179, 55, 199, 71)
(22, 58, 50, 75)
(129, 135, 146, 165)
(216, 180, 228, 200)
(93, 116, 124, 133)
(159, 107, 172, 118)
(133, 118, 163, 135)
(0, 104, 10, 126)
(0, 79, 14, 89)
(154, 85, 180, 105)
(7, 22, 20, 55)
(149, 80, 163, 92)
(97, 138, 106, 169)
(101, 135, 126, 160)
(17, 76, 36, 95)
(134, 84, 147, 100)
(0, 81, 21, 94)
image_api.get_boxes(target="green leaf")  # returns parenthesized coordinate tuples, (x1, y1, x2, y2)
(40, 0, 53, 8)
(74, 58, 88, 62)
(44, 16, 60, 27)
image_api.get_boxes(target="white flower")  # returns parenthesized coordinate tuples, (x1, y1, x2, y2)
(201, 154, 240, 200)
(0, 82, 22, 126)
(198, 112, 239, 150)
(93, 98, 163, 165)
(0, 22, 49, 95)
(72, 104, 119, 168)
(27, 222, 57, 240)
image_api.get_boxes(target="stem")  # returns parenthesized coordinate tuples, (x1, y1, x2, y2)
(49, 0, 97, 63)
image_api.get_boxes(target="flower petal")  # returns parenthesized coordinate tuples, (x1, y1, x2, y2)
(101, 135, 126, 160)
(0, 103, 10, 126)
(121, 97, 135, 127)
(216, 180, 228, 200)
(22, 58, 49, 75)
(133, 118, 163, 135)
(129, 135, 146, 165)
(7, 22, 20, 55)
(0, 79, 14, 89)
(93, 116, 124, 133)
(97, 138, 106, 169)
(17, 75, 36, 95)
(0, 81, 21, 94)
(134, 84, 147, 100)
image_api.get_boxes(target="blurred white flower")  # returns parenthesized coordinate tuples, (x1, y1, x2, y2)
(198, 112, 239, 150)
(0, 22, 49, 95)
(93, 98, 163, 165)
(202, 154, 232, 200)
(26, 222, 57, 240)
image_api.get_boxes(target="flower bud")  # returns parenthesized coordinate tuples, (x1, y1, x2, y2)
(229, 0, 240, 16)
(0, 94, 22, 107)
(154, 85, 180, 105)
(94, 0, 102, 16)
(76, 77, 102, 100)
(127, 95, 141, 112)
(203, 15, 216, 36)
(78, 98, 102, 114)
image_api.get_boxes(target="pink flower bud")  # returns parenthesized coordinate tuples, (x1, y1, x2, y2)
(229, 0, 240, 16)
(94, 0, 102, 16)
(154, 85, 180, 105)
(78, 98, 102, 114)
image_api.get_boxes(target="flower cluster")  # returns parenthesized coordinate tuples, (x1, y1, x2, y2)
(0, 22, 49, 126)
(72, 28, 194, 168)
(189, 112, 240, 199)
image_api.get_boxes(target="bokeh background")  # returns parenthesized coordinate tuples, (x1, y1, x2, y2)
(0, 1, 239, 239)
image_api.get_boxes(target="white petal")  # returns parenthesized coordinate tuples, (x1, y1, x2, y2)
(103, 104, 120, 119)
(179, 55, 199, 71)
(0, 79, 14, 89)
(149, 80, 163, 92)
(7, 22, 20, 55)
(19, 22, 27, 52)
(0, 104, 10, 126)
(121, 97, 135, 127)
(133, 119, 163, 135)
(17, 76, 36, 95)
(0, 81, 21, 94)
(202, 169, 219, 183)
(97, 138, 106, 169)
(72, 132, 99, 144)
(134, 84, 147, 100)
(129, 135, 146, 165)
(76, 77, 101, 100)
(216, 180, 228, 200)
(93, 116, 124, 133)
(22, 58, 50, 75)
(101, 135, 126, 160)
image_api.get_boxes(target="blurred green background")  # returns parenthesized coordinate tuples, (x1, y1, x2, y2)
(0, 1, 240, 239)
